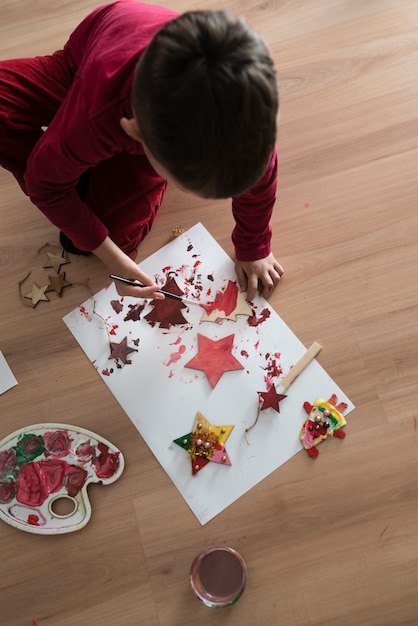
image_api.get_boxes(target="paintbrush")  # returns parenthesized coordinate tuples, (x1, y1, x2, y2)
(109, 275, 201, 306)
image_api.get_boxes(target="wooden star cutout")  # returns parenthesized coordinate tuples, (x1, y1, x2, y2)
(173, 411, 234, 475)
(24, 283, 50, 307)
(200, 281, 252, 323)
(46, 272, 72, 296)
(109, 336, 138, 365)
(185, 333, 244, 388)
(43, 250, 69, 274)
(258, 386, 287, 412)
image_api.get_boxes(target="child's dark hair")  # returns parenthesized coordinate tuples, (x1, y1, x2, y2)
(132, 10, 279, 198)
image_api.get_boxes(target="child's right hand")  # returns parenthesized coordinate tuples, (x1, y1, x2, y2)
(92, 236, 164, 300)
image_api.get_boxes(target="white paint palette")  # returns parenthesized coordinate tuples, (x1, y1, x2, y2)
(0, 424, 124, 534)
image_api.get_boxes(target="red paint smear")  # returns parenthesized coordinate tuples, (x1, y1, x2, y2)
(92, 442, 119, 479)
(263, 356, 283, 379)
(109, 324, 119, 336)
(165, 344, 186, 366)
(248, 308, 271, 327)
(162, 265, 172, 273)
(102, 368, 112, 376)
(170, 336, 182, 345)
(187, 244, 193, 252)
(79, 305, 92, 322)
(27, 514, 40, 526)
(201, 280, 238, 316)
(254, 340, 260, 350)
(193, 260, 202, 268)
(240, 350, 249, 358)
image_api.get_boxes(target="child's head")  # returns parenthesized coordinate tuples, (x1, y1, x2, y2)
(133, 10, 279, 198)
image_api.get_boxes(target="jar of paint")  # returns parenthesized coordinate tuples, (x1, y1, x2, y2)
(190, 545, 247, 608)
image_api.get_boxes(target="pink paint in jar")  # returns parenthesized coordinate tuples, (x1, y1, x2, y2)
(190, 546, 247, 608)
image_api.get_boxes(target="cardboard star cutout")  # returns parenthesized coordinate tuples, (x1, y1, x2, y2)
(173, 411, 234, 475)
(200, 280, 252, 323)
(258, 386, 287, 412)
(109, 336, 138, 365)
(43, 250, 69, 274)
(24, 283, 50, 307)
(46, 272, 72, 296)
(144, 276, 188, 328)
(185, 333, 244, 388)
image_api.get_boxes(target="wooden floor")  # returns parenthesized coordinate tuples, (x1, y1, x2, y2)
(1, 1, 418, 624)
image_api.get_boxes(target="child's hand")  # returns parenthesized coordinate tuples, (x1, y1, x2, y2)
(93, 236, 164, 300)
(235, 253, 284, 301)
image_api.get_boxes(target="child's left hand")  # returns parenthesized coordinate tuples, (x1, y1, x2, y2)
(235, 253, 284, 301)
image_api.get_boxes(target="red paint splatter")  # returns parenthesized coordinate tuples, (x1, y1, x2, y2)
(263, 356, 283, 379)
(162, 265, 172, 273)
(165, 344, 186, 366)
(79, 305, 92, 322)
(109, 323, 119, 336)
(248, 308, 271, 327)
(170, 336, 182, 345)
(193, 260, 202, 268)
(187, 244, 193, 252)
(102, 368, 112, 376)
(240, 350, 249, 358)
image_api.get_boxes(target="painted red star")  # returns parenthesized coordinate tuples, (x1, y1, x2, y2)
(258, 386, 287, 412)
(185, 333, 244, 388)
(109, 336, 138, 365)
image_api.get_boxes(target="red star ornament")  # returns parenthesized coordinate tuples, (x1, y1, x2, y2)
(185, 333, 244, 388)
(258, 386, 287, 412)
(109, 336, 138, 365)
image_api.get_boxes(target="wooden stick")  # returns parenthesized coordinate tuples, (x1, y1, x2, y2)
(279, 342, 322, 392)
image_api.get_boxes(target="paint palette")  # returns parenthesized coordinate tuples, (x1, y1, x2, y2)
(0, 423, 124, 534)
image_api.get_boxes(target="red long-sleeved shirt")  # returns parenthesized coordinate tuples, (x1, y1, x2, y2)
(24, 1, 277, 260)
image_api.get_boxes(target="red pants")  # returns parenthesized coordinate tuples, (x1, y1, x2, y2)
(0, 51, 166, 254)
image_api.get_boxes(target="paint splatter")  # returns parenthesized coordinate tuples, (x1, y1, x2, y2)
(241, 350, 249, 358)
(165, 344, 186, 366)
(107, 322, 119, 336)
(79, 305, 92, 322)
(248, 308, 271, 327)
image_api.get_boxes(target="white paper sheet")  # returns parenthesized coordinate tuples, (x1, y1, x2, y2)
(64, 223, 354, 524)
(0, 351, 18, 395)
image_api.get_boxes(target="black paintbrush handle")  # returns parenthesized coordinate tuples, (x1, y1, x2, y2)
(110, 275, 183, 302)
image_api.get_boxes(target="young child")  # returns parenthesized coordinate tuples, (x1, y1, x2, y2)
(0, 1, 284, 301)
